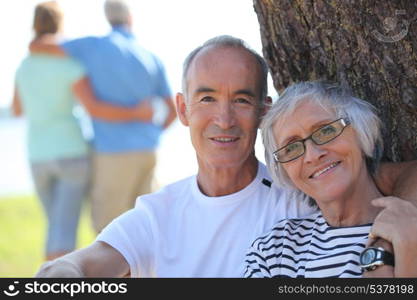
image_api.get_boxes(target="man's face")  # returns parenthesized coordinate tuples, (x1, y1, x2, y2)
(176, 46, 265, 170)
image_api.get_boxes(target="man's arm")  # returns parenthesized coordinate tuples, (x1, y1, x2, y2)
(29, 36, 66, 56)
(36, 241, 129, 277)
(366, 197, 417, 277)
(72, 77, 153, 122)
(161, 97, 177, 129)
(375, 161, 417, 204)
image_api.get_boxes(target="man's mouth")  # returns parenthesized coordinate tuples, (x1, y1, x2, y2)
(210, 137, 239, 143)
(309, 161, 341, 179)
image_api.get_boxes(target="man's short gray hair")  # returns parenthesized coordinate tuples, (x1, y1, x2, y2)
(104, 0, 130, 26)
(182, 35, 269, 106)
(261, 81, 384, 206)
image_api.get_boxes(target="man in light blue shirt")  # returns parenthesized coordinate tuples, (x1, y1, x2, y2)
(31, 0, 177, 233)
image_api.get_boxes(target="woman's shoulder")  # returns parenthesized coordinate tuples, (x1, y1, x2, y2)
(250, 212, 322, 251)
(271, 211, 322, 234)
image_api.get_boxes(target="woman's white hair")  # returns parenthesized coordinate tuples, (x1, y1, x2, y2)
(261, 81, 384, 206)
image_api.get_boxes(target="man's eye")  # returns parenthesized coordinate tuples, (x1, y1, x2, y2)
(200, 96, 215, 102)
(235, 98, 251, 104)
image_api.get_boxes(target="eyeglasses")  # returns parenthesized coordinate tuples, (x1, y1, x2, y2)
(273, 118, 351, 163)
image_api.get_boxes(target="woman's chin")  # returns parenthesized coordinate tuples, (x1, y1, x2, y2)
(310, 184, 350, 204)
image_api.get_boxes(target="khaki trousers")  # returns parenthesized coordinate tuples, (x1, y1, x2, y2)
(91, 151, 156, 233)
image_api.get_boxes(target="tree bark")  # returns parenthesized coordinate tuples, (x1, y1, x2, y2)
(253, 0, 417, 161)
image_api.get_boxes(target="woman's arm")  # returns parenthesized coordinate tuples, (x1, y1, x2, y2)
(12, 87, 23, 117)
(72, 77, 153, 122)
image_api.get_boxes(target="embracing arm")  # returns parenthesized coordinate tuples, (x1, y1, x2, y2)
(162, 96, 177, 129)
(375, 161, 417, 204)
(72, 77, 153, 122)
(35, 241, 129, 278)
(365, 197, 417, 277)
(29, 36, 66, 56)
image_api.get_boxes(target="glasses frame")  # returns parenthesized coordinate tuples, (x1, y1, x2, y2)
(273, 118, 351, 163)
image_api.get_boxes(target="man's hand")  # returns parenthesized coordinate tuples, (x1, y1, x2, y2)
(35, 259, 84, 278)
(134, 99, 153, 122)
(363, 238, 394, 278)
(35, 242, 130, 278)
(367, 197, 417, 277)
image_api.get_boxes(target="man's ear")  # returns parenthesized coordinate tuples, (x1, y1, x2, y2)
(175, 92, 189, 126)
(258, 96, 272, 128)
(263, 96, 272, 116)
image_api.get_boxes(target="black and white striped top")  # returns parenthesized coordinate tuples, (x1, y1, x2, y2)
(244, 212, 371, 278)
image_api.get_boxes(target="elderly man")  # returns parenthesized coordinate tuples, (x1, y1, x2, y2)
(36, 35, 417, 277)
(30, 0, 177, 233)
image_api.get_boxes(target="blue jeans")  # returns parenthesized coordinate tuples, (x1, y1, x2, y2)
(30, 156, 91, 255)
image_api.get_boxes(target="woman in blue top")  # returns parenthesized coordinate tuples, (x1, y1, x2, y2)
(12, 1, 152, 261)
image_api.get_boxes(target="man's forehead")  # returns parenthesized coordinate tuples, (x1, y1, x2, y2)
(186, 46, 261, 92)
(191, 46, 257, 71)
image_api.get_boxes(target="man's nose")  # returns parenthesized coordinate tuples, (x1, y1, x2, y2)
(214, 103, 236, 129)
(303, 139, 327, 163)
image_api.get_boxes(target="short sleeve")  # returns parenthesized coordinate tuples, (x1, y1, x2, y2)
(61, 37, 98, 65)
(65, 59, 86, 82)
(96, 201, 156, 277)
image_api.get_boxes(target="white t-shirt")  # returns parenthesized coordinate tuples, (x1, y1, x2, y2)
(96, 162, 315, 277)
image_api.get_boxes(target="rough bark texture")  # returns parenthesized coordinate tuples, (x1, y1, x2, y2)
(254, 0, 417, 162)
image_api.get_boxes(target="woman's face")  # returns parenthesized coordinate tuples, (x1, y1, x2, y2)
(273, 100, 365, 203)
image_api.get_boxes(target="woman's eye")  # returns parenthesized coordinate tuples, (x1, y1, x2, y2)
(285, 143, 299, 153)
(320, 125, 336, 135)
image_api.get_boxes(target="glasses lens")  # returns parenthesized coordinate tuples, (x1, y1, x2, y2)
(277, 141, 304, 162)
(312, 120, 343, 145)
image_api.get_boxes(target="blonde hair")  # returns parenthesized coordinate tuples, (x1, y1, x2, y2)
(33, 1, 63, 38)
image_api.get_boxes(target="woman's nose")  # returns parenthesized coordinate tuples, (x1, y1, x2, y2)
(303, 139, 327, 163)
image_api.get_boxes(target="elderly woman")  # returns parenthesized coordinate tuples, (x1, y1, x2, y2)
(244, 81, 417, 277)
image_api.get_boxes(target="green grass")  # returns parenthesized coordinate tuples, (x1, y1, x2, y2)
(0, 194, 95, 277)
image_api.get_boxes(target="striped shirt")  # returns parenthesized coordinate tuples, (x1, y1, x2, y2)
(244, 212, 371, 278)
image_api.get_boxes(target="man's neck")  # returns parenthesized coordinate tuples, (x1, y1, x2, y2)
(196, 156, 259, 197)
(112, 24, 131, 33)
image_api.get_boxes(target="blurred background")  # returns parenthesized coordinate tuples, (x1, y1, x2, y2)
(0, 0, 275, 276)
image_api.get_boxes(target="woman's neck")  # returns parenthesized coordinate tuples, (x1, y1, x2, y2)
(320, 170, 384, 227)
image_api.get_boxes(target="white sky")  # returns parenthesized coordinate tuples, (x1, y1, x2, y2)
(0, 0, 272, 107)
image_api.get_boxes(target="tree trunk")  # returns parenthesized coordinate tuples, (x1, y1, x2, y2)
(253, 0, 417, 162)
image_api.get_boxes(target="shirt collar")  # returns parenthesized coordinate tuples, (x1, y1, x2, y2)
(111, 25, 132, 37)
